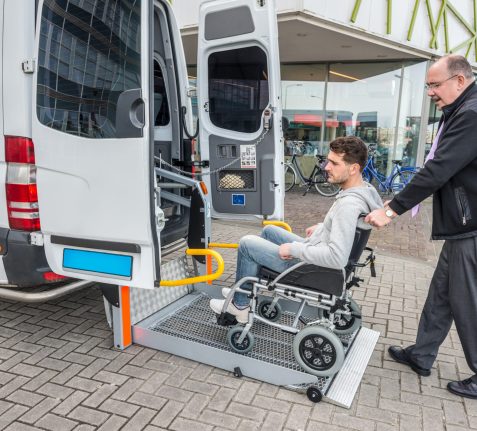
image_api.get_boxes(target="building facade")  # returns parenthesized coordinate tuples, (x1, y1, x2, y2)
(172, 0, 477, 174)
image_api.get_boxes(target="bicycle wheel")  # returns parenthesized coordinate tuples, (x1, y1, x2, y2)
(313, 172, 340, 197)
(390, 168, 416, 194)
(284, 165, 297, 192)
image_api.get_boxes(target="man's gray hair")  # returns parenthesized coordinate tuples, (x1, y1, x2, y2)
(442, 54, 475, 80)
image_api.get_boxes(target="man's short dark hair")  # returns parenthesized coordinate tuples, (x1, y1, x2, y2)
(443, 54, 474, 80)
(329, 136, 368, 172)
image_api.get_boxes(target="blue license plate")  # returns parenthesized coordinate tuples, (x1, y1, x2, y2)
(63, 249, 133, 278)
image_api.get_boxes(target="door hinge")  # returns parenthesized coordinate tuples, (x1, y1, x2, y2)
(186, 86, 197, 98)
(30, 232, 44, 246)
(22, 59, 36, 74)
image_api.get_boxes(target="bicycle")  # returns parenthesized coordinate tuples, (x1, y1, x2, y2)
(362, 147, 418, 195)
(284, 143, 340, 197)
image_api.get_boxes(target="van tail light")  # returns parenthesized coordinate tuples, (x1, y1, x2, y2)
(42, 271, 67, 282)
(5, 136, 41, 231)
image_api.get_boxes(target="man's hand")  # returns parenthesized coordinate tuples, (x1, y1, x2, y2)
(279, 243, 294, 260)
(305, 224, 318, 237)
(365, 208, 392, 228)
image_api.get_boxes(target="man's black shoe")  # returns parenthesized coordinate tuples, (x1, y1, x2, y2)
(388, 346, 431, 376)
(447, 378, 477, 399)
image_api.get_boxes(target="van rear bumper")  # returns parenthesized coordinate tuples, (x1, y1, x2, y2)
(0, 228, 62, 287)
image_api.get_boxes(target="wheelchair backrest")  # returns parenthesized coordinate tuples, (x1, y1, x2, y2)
(345, 227, 371, 274)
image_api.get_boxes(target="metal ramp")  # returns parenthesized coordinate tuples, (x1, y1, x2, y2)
(132, 292, 379, 408)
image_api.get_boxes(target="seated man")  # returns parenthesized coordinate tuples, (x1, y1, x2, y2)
(210, 136, 382, 323)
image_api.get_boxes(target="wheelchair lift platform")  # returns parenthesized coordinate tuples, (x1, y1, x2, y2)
(131, 291, 379, 408)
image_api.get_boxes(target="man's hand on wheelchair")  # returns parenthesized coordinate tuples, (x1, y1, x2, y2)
(279, 244, 294, 260)
(365, 208, 392, 228)
(305, 224, 318, 237)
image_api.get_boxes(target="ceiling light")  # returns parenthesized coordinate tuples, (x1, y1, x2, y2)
(329, 70, 363, 82)
(341, 45, 352, 48)
(296, 33, 308, 37)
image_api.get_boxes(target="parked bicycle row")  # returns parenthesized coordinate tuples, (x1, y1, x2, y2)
(284, 142, 419, 196)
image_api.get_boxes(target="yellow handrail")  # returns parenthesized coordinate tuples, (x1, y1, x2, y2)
(208, 242, 239, 249)
(262, 220, 292, 232)
(159, 248, 225, 287)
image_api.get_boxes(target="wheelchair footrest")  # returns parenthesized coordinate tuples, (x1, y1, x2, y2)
(216, 312, 238, 326)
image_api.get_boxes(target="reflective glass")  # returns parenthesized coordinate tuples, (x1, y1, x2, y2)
(208, 46, 269, 133)
(37, 0, 142, 139)
(327, 62, 401, 174)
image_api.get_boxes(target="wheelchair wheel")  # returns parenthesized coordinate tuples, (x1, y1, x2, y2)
(293, 325, 344, 377)
(319, 297, 362, 335)
(227, 326, 255, 354)
(257, 299, 282, 322)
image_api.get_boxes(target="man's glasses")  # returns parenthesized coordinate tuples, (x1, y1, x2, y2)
(425, 74, 459, 90)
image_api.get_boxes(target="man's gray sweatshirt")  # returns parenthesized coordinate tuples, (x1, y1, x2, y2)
(288, 184, 383, 269)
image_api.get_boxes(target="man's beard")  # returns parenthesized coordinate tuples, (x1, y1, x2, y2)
(328, 175, 347, 186)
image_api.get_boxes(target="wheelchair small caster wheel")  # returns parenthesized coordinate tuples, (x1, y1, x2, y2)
(319, 297, 362, 335)
(257, 299, 282, 322)
(306, 386, 322, 403)
(227, 326, 255, 354)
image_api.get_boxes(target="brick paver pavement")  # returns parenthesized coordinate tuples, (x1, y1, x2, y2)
(0, 188, 473, 430)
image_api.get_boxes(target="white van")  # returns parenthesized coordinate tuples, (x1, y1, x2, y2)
(0, 0, 283, 295)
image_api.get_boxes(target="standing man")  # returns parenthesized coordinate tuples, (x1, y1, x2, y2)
(366, 54, 477, 399)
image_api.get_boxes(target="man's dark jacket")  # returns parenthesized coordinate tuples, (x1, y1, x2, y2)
(389, 83, 477, 240)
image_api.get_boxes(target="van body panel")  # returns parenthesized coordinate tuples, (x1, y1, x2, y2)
(197, 0, 284, 220)
(0, 0, 281, 290)
(0, 1, 19, 230)
(32, 0, 159, 289)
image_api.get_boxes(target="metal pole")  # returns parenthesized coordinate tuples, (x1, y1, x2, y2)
(392, 64, 405, 176)
(416, 61, 432, 167)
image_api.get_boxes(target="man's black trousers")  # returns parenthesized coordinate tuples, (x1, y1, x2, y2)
(405, 237, 477, 381)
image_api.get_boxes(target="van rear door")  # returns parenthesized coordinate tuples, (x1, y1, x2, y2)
(197, 0, 284, 220)
(32, 0, 159, 289)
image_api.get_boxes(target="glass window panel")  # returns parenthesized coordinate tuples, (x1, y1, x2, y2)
(396, 62, 427, 167)
(37, 0, 142, 139)
(280, 64, 326, 175)
(154, 61, 170, 126)
(208, 46, 269, 133)
(327, 62, 424, 174)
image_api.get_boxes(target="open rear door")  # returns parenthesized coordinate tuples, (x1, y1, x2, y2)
(32, 0, 158, 288)
(197, 0, 284, 220)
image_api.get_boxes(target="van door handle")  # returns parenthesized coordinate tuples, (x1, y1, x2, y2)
(116, 88, 145, 138)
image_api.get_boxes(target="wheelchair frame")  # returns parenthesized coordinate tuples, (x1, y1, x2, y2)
(217, 245, 376, 377)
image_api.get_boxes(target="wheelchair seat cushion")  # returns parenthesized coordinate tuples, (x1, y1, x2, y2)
(259, 264, 345, 297)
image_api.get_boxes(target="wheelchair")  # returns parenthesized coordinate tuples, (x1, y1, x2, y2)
(216, 225, 376, 378)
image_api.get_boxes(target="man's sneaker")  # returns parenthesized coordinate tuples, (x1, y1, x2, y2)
(210, 299, 249, 324)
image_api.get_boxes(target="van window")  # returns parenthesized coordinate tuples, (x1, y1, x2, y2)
(154, 60, 170, 126)
(36, 0, 141, 139)
(208, 46, 269, 133)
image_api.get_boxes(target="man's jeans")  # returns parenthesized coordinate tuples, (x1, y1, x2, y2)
(233, 225, 303, 307)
